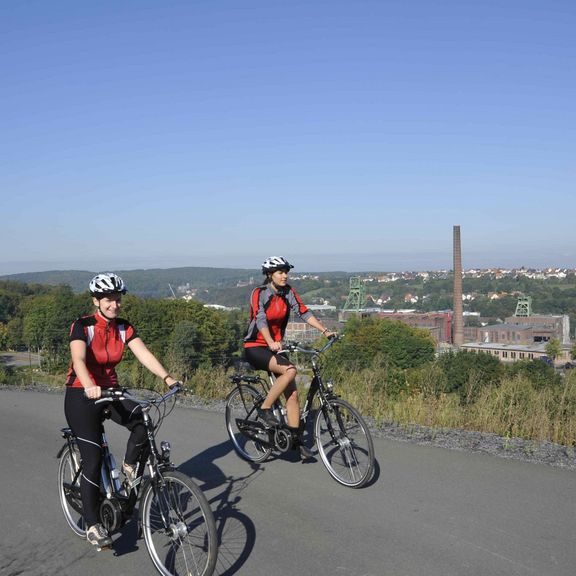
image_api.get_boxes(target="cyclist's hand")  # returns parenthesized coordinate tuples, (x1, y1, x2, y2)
(324, 330, 338, 339)
(268, 341, 282, 352)
(169, 380, 183, 390)
(164, 375, 180, 388)
(84, 385, 102, 400)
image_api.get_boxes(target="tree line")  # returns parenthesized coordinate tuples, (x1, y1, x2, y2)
(2, 277, 575, 445)
(0, 280, 246, 385)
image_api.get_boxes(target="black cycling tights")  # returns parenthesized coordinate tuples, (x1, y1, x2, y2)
(64, 388, 148, 527)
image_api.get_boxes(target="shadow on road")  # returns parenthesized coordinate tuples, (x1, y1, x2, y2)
(179, 439, 260, 576)
(0, 351, 41, 367)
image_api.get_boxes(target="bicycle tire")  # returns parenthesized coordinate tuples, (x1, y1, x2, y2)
(141, 470, 218, 576)
(58, 443, 86, 537)
(314, 397, 375, 488)
(225, 385, 272, 463)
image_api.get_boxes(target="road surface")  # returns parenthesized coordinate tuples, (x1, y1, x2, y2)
(0, 388, 574, 576)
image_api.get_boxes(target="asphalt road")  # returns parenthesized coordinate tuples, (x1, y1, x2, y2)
(0, 388, 575, 576)
(0, 351, 41, 368)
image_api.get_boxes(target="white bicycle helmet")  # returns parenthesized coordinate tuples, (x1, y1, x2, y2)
(89, 272, 127, 296)
(261, 256, 294, 273)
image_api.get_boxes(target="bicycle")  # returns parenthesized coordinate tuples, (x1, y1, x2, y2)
(57, 384, 218, 576)
(225, 336, 375, 488)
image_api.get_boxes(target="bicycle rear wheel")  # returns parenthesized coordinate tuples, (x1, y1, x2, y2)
(314, 398, 374, 488)
(141, 470, 218, 576)
(58, 443, 86, 537)
(225, 385, 272, 463)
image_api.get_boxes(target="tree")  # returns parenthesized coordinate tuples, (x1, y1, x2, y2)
(327, 316, 435, 371)
(168, 321, 199, 380)
(545, 338, 561, 361)
(0, 323, 8, 350)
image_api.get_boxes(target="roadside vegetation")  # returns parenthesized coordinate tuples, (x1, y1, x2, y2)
(1, 279, 575, 447)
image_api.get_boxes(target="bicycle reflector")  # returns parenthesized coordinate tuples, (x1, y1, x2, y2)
(160, 441, 171, 463)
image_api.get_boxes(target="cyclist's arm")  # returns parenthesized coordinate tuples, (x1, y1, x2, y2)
(286, 288, 333, 337)
(70, 339, 101, 399)
(305, 315, 334, 338)
(127, 337, 179, 387)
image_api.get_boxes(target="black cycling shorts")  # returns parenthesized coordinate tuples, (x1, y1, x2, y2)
(244, 346, 291, 371)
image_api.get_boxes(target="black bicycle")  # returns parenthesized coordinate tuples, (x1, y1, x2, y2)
(225, 336, 375, 488)
(57, 384, 218, 576)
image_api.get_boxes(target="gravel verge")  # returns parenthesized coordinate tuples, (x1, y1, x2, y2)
(6, 384, 575, 471)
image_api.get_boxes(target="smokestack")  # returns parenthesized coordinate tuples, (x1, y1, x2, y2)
(453, 225, 464, 346)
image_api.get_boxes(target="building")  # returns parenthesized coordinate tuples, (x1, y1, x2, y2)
(461, 342, 571, 366)
(376, 311, 453, 344)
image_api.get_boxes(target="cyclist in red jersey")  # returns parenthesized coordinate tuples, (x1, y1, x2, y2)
(64, 272, 179, 549)
(244, 257, 335, 459)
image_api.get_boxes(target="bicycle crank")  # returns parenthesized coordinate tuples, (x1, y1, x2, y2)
(274, 428, 292, 453)
(236, 419, 273, 447)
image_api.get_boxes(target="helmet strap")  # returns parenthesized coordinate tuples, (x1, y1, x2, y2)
(96, 306, 114, 322)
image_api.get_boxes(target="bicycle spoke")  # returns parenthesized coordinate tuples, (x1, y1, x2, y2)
(314, 398, 374, 488)
(142, 471, 217, 576)
(226, 385, 272, 463)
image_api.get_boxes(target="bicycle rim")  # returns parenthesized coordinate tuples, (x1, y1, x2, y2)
(141, 470, 218, 576)
(58, 444, 86, 537)
(225, 385, 271, 463)
(314, 398, 375, 488)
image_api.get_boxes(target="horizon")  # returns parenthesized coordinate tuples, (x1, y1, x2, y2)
(2, 252, 576, 278)
(2, 2, 575, 274)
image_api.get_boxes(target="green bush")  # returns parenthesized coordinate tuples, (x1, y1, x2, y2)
(436, 350, 503, 403)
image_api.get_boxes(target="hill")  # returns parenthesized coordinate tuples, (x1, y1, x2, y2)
(0, 267, 258, 299)
(0, 267, 351, 304)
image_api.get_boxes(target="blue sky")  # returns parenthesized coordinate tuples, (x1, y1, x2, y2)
(1, 0, 575, 274)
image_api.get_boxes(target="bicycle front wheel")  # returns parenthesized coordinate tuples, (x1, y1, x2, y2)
(225, 385, 272, 463)
(141, 470, 218, 576)
(314, 398, 375, 488)
(58, 443, 86, 537)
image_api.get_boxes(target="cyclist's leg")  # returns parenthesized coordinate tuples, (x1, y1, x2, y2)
(109, 399, 149, 470)
(282, 381, 300, 428)
(262, 353, 297, 412)
(283, 385, 314, 459)
(245, 347, 298, 425)
(64, 388, 105, 527)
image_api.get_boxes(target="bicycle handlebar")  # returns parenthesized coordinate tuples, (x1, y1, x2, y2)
(93, 383, 183, 405)
(279, 333, 341, 356)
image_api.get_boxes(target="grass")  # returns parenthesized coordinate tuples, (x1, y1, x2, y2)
(4, 361, 576, 447)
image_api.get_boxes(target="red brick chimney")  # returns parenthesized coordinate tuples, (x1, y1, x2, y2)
(453, 225, 464, 346)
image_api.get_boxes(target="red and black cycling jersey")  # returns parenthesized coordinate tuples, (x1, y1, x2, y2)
(65, 313, 138, 389)
(244, 284, 312, 348)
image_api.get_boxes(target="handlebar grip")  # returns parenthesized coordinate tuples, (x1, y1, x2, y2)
(89, 388, 125, 402)
(102, 388, 125, 398)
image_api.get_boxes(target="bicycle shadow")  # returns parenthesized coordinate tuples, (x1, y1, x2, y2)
(112, 439, 261, 575)
(178, 440, 261, 576)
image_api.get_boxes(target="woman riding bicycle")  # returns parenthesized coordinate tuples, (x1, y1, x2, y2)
(64, 272, 179, 549)
(243, 256, 335, 460)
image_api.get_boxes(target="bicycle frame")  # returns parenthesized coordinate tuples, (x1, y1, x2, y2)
(231, 337, 339, 447)
(227, 334, 375, 487)
(59, 383, 219, 574)
(58, 386, 178, 532)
